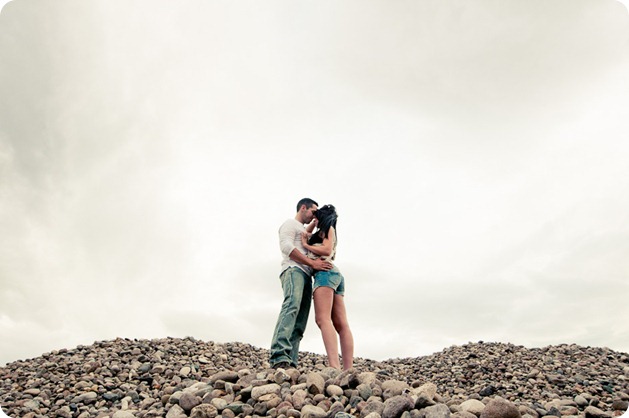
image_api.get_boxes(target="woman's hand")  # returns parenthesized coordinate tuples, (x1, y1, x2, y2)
(306, 218, 318, 233)
(301, 231, 310, 248)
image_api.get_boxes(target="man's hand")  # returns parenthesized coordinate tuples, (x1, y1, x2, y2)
(310, 258, 333, 271)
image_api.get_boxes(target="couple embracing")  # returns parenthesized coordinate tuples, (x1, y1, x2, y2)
(270, 198, 354, 370)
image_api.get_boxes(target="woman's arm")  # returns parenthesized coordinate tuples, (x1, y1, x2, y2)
(305, 218, 318, 233)
(302, 227, 335, 257)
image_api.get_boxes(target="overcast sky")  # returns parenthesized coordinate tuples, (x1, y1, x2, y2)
(1, 0, 628, 366)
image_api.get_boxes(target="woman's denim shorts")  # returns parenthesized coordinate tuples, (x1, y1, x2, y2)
(313, 266, 345, 296)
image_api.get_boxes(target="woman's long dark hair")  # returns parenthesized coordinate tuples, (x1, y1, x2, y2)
(308, 204, 338, 245)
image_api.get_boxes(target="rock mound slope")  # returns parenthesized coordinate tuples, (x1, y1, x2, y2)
(1, 338, 628, 418)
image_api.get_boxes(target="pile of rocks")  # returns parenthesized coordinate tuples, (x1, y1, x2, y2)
(0, 337, 627, 418)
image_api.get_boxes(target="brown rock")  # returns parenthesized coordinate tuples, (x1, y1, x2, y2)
(360, 400, 385, 418)
(251, 383, 281, 400)
(382, 380, 410, 399)
(584, 406, 612, 418)
(460, 399, 485, 417)
(421, 404, 452, 418)
(382, 395, 414, 418)
(292, 389, 308, 409)
(166, 404, 187, 418)
(453, 412, 477, 418)
(307, 372, 326, 395)
(612, 400, 628, 412)
(179, 393, 202, 412)
(302, 404, 327, 418)
(210, 371, 239, 384)
(480, 398, 520, 418)
(190, 404, 219, 418)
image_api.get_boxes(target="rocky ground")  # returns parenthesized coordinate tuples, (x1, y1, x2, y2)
(1, 338, 628, 418)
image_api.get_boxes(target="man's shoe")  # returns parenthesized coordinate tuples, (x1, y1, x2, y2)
(272, 361, 291, 370)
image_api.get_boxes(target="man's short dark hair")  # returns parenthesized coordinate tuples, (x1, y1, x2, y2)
(296, 198, 318, 212)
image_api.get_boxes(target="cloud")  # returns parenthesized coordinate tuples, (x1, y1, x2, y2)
(306, 1, 629, 138)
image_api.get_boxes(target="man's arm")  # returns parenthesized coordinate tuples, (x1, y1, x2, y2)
(279, 220, 332, 271)
(289, 248, 333, 271)
(279, 224, 297, 257)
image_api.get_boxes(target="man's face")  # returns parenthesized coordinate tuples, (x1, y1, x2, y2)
(302, 204, 318, 223)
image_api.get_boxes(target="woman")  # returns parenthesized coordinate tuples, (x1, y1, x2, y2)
(301, 204, 354, 370)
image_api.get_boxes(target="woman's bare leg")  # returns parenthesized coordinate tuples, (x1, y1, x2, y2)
(313, 287, 341, 369)
(331, 294, 354, 370)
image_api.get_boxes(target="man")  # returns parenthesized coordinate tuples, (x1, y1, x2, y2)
(269, 198, 333, 369)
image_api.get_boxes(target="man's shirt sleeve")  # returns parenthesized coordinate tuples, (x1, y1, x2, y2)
(279, 221, 297, 257)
